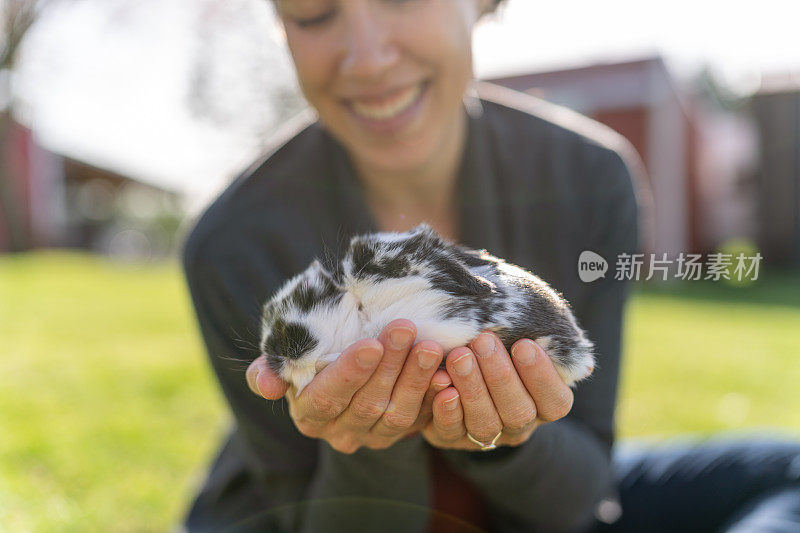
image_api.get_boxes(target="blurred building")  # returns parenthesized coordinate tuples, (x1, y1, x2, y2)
(0, 121, 183, 258)
(748, 75, 800, 267)
(488, 56, 759, 258)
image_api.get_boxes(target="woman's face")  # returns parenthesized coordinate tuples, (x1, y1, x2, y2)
(276, 0, 485, 174)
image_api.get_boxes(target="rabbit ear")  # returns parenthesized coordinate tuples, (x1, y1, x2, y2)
(428, 253, 497, 298)
(398, 225, 496, 297)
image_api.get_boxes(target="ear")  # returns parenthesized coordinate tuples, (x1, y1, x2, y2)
(438, 257, 497, 297)
(424, 248, 497, 298)
(404, 225, 495, 297)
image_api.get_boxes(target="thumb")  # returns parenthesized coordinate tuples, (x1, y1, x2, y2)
(246, 355, 289, 400)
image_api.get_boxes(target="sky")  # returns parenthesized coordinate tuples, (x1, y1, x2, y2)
(13, 0, 800, 209)
(473, 0, 800, 81)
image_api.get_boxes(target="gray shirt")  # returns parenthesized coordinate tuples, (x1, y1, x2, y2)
(182, 83, 642, 532)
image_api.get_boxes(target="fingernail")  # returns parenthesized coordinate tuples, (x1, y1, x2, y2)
(511, 340, 537, 366)
(418, 348, 439, 370)
(389, 327, 414, 350)
(474, 333, 496, 358)
(255, 367, 271, 398)
(453, 352, 474, 376)
(433, 380, 451, 392)
(356, 346, 381, 368)
(443, 395, 459, 411)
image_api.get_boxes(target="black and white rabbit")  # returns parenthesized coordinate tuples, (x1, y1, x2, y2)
(259, 224, 594, 395)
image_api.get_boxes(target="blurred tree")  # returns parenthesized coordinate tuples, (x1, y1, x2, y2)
(188, 0, 304, 142)
(693, 66, 753, 111)
(0, 0, 46, 71)
(0, 0, 59, 251)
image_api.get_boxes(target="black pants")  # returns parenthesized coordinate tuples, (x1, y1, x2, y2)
(593, 437, 800, 532)
(184, 436, 800, 532)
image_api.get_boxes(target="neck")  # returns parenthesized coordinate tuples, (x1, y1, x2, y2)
(353, 109, 467, 216)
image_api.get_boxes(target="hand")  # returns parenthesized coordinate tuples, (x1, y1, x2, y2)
(246, 319, 451, 454)
(422, 332, 574, 451)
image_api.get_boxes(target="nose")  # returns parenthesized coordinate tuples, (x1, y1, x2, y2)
(339, 6, 399, 81)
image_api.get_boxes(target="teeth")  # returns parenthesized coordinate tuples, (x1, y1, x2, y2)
(351, 84, 422, 121)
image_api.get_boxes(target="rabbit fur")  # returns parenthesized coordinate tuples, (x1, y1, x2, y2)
(259, 224, 594, 395)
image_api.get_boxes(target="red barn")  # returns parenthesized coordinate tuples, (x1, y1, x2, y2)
(487, 56, 758, 258)
(0, 120, 182, 257)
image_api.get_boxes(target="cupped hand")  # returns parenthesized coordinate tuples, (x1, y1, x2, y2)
(246, 319, 451, 454)
(422, 332, 575, 451)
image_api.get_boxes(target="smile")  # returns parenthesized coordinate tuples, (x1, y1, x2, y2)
(349, 82, 425, 122)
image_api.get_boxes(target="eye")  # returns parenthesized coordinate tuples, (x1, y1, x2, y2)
(382, 0, 420, 8)
(293, 9, 336, 28)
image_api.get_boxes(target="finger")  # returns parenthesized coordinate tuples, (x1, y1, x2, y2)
(372, 340, 443, 437)
(246, 355, 289, 400)
(293, 338, 383, 424)
(245, 356, 262, 394)
(339, 320, 416, 429)
(446, 347, 503, 444)
(470, 332, 537, 435)
(368, 319, 418, 390)
(419, 369, 452, 421)
(510, 339, 574, 422)
(428, 387, 465, 443)
(406, 369, 452, 438)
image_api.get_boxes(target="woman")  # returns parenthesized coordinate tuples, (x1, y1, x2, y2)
(182, 1, 800, 531)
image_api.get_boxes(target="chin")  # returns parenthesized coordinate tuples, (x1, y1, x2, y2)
(326, 105, 452, 174)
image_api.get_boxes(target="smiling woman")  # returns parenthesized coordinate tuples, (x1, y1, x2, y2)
(276, 0, 479, 176)
(180, 1, 800, 532)
(271, 0, 498, 245)
(182, 0, 636, 530)
(183, 3, 624, 530)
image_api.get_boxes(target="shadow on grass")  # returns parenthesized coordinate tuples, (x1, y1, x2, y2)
(632, 269, 800, 309)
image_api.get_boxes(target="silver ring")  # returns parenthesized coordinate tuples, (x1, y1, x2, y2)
(466, 431, 502, 451)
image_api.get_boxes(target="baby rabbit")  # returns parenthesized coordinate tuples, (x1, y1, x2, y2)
(259, 224, 594, 395)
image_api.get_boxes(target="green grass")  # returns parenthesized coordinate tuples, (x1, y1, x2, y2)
(617, 273, 800, 438)
(1, 251, 799, 531)
(0, 252, 226, 532)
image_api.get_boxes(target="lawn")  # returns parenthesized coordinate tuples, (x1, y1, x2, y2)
(1, 251, 799, 531)
(0, 252, 225, 532)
